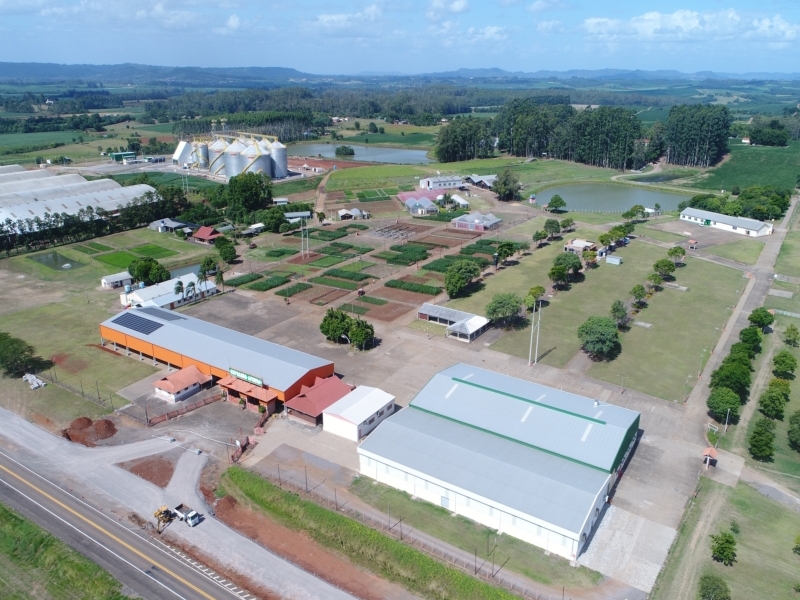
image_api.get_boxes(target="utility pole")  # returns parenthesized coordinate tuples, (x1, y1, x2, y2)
(724, 408, 731, 433)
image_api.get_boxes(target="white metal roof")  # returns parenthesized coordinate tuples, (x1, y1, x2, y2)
(419, 302, 472, 323)
(451, 194, 470, 207)
(100, 307, 333, 392)
(451, 211, 502, 226)
(102, 271, 132, 284)
(422, 175, 462, 184)
(324, 386, 395, 425)
(0, 169, 54, 185)
(680, 207, 771, 232)
(124, 273, 205, 304)
(0, 178, 118, 203)
(447, 315, 489, 335)
(0, 165, 25, 175)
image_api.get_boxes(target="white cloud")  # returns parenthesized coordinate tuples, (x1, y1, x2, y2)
(427, 0, 469, 20)
(537, 19, 562, 33)
(213, 13, 240, 35)
(466, 25, 508, 42)
(749, 15, 800, 40)
(583, 9, 743, 42)
(314, 4, 382, 30)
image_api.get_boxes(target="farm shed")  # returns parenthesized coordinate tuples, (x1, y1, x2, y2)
(419, 175, 461, 190)
(680, 207, 773, 237)
(101, 271, 132, 289)
(154, 365, 211, 403)
(99, 307, 334, 403)
(323, 386, 395, 441)
(404, 197, 439, 215)
(417, 303, 490, 342)
(358, 364, 640, 560)
(450, 211, 502, 231)
(283, 376, 354, 425)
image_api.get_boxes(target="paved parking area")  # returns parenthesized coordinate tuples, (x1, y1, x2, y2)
(650, 218, 766, 248)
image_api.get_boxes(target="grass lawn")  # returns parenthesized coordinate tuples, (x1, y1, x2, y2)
(93, 250, 140, 269)
(73, 244, 100, 255)
(774, 230, 800, 278)
(131, 243, 178, 259)
(338, 260, 376, 272)
(705, 239, 765, 265)
(111, 171, 219, 191)
(273, 176, 323, 196)
(326, 164, 429, 192)
(689, 141, 800, 192)
(350, 477, 602, 589)
(652, 479, 800, 600)
(0, 503, 134, 600)
(309, 255, 346, 268)
(86, 242, 113, 252)
(571, 212, 626, 225)
(448, 233, 744, 401)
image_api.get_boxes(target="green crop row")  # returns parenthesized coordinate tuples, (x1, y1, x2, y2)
(460, 244, 497, 256)
(309, 277, 359, 291)
(246, 276, 290, 291)
(224, 468, 517, 600)
(339, 303, 370, 315)
(275, 282, 312, 297)
(226, 273, 264, 287)
(423, 255, 490, 273)
(323, 269, 373, 282)
(385, 279, 442, 295)
(263, 248, 298, 257)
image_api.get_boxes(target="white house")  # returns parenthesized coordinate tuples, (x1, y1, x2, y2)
(120, 273, 217, 309)
(419, 176, 461, 191)
(323, 386, 395, 441)
(101, 271, 133, 290)
(680, 207, 773, 237)
(153, 365, 211, 403)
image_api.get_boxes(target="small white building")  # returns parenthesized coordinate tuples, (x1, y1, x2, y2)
(101, 271, 133, 290)
(680, 207, 773, 237)
(274, 197, 289, 205)
(451, 194, 470, 209)
(323, 386, 395, 441)
(404, 197, 439, 215)
(418, 303, 490, 342)
(120, 273, 217, 309)
(149, 218, 188, 233)
(419, 176, 461, 191)
(153, 365, 211, 403)
(450, 211, 502, 232)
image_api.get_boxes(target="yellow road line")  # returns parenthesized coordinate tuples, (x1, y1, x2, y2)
(0, 463, 216, 600)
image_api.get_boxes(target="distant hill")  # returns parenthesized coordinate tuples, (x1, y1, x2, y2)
(420, 67, 800, 81)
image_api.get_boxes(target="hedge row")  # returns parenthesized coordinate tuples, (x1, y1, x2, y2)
(246, 276, 291, 292)
(226, 273, 263, 287)
(423, 255, 490, 273)
(224, 468, 518, 600)
(263, 248, 298, 257)
(460, 244, 497, 256)
(275, 283, 312, 297)
(323, 269, 374, 282)
(413, 210, 469, 222)
(385, 279, 442, 295)
(309, 277, 359, 291)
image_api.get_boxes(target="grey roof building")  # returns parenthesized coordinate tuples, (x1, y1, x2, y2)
(450, 211, 502, 231)
(417, 303, 489, 342)
(357, 363, 640, 559)
(99, 307, 334, 399)
(680, 207, 773, 237)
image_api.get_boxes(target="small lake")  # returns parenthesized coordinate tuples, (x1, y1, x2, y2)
(29, 251, 85, 270)
(533, 184, 691, 212)
(170, 263, 200, 278)
(290, 143, 433, 164)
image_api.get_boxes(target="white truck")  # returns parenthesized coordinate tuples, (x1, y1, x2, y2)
(174, 503, 201, 527)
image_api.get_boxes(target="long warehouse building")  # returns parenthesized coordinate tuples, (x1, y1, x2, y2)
(99, 307, 334, 402)
(0, 166, 154, 225)
(358, 364, 640, 560)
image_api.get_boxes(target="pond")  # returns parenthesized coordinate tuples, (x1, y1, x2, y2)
(28, 251, 85, 270)
(170, 263, 200, 278)
(533, 184, 691, 212)
(290, 143, 433, 164)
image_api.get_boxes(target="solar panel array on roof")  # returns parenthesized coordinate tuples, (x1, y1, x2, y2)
(137, 307, 186, 321)
(111, 312, 164, 335)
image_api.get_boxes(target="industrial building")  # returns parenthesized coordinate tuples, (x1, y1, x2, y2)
(358, 364, 640, 560)
(172, 128, 289, 180)
(419, 176, 461, 190)
(417, 303, 490, 342)
(119, 273, 217, 309)
(283, 376, 354, 425)
(0, 166, 155, 226)
(99, 307, 334, 404)
(679, 207, 773, 237)
(323, 386, 395, 441)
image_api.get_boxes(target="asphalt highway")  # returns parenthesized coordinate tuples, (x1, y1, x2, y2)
(0, 450, 244, 600)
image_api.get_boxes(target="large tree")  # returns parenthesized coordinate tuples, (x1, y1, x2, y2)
(748, 307, 775, 331)
(492, 169, 521, 202)
(707, 387, 740, 423)
(547, 195, 566, 212)
(784, 323, 800, 347)
(349, 318, 375, 350)
(485, 293, 523, 328)
(610, 300, 628, 328)
(710, 362, 751, 400)
(543, 218, 561, 240)
(699, 575, 731, 600)
(320, 309, 353, 343)
(667, 246, 686, 265)
(653, 259, 676, 278)
(759, 387, 786, 420)
(548, 265, 569, 289)
(444, 260, 481, 298)
(773, 349, 797, 379)
(630, 284, 647, 308)
(532, 230, 547, 247)
(577, 316, 619, 358)
(0, 332, 44, 377)
(553, 252, 582, 277)
(748, 417, 776, 461)
(128, 257, 170, 286)
(227, 172, 273, 213)
(709, 530, 737, 566)
(496, 241, 516, 264)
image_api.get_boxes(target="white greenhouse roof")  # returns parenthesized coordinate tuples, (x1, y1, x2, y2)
(324, 386, 395, 425)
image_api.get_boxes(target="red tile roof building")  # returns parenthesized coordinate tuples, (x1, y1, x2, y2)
(283, 376, 355, 425)
(193, 226, 222, 243)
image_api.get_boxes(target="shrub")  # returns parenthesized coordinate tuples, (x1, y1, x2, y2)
(246, 276, 291, 292)
(710, 531, 737, 566)
(424, 255, 489, 273)
(788, 410, 800, 452)
(263, 248, 298, 257)
(698, 574, 731, 600)
(310, 277, 359, 291)
(226, 273, 264, 287)
(275, 283, 312, 297)
(323, 269, 374, 282)
(385, 279, 442, 295)
(707, 387, 740, 423)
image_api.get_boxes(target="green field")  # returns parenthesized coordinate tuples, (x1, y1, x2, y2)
(326, 164, 428, 192)
(774, 230, 800, 278)
(0, 503, 133, 600)
(131, 243, 178, 259)
(652, 479, 800, 600)
(93, 250, 140, 269)
(273, 176, 322, 196)
(350, 477, 602, 588)
(309, 255, 346, 268)
(86, 242, 113, 252)
(447, 233, 744, 401)
(111, 172, 221, 191)
(0, 130, 87, 149)
(705, 239, 765, 265)
(689, 141, 800, 191)
(342, 132, 437, 147)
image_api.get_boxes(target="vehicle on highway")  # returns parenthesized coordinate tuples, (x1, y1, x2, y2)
(174, 503, 201, 527)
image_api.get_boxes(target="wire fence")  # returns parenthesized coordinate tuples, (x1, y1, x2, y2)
(37, 370, 120, 412)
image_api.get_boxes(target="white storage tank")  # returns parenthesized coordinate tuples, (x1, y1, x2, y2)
(208, 138, 228, 175)
(242, 142, 272, 176)
(224, 140, 247, 178)
(193, 142, 209, 168)
(270, 141, 288, 179)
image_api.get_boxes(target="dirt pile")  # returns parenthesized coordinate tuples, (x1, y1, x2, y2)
(117, 452, 178, 488)
(62, 418, 117, 447)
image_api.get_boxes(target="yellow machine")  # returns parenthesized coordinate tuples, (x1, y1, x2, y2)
(153, 505, 174, 533)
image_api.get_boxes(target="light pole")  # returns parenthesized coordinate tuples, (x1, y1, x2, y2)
(529, 298, 542, 366)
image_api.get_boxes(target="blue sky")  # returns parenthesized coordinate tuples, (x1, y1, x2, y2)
(0, 0, 798, 74)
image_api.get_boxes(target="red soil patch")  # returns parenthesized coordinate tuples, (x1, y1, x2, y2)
(361, 302, 411, 322)
(416, 235, 462, 248)
(438, 228, 484, 239)
(62, 418, 117, 447)
(49, 353, 90, 375)
(307, 288, 349, 306)
(374, 286, 439, 304)
(214, 495, 409, 600)
(30, 413, 58, 432)
(287, 252, 323, 265)
(87, 344, 124, 356)
(117, 452, 179, 488)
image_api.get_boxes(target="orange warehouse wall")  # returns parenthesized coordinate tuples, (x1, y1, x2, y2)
(100, 326, 127, 346)
(152, 346, 185, 367)
(124, 336, 154, 356)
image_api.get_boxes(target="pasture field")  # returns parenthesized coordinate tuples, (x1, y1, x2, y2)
(110, 171, 220, 190)
(341, 131, 437, 147)
(774, 230, 800, 278)
(651, 480, 800, 600)
(446, 232, 744, 401)
(273, 176, 322, 196)
(131, 243, 178, 259)
(325, 164, 428, 191)
(687, 141, 800, 192)
(93, 250, 140, 269)
(0, 130, 86, 149)
(705, 239, 765, 265)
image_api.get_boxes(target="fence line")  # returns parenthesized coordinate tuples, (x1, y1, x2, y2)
(147, 393, 223, 426)
(37, 371, 116, 411)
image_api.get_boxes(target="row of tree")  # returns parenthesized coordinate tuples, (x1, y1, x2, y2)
(171, 110, 314, 143)
(319, 308, 375, 350)
(0, 113, 130, 134)
(677, 186, 792, 221)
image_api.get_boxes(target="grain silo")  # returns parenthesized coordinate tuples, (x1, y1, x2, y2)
(224, 140, 247, 178)
(208, 138, 228, 175)
(242, 141, 272, 176)
(192, 142, 209, 168)
(270, 141, 288, 179)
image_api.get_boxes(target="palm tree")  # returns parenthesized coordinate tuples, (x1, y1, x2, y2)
(214, 268, 225, 292)
(197, 266, 208, 294)
(185, 281, 196, 303)
(174, 280, 185, 304)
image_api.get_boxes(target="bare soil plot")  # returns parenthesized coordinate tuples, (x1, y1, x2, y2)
(307, 288, 350, 305)
(362, 263, 402, 278)
(117, 448, 182, 488)
(437, 229, 484, 240)
(416, 235, 463, 248)
(287, 252, 324, 265)
(362, 301, 412, 321)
